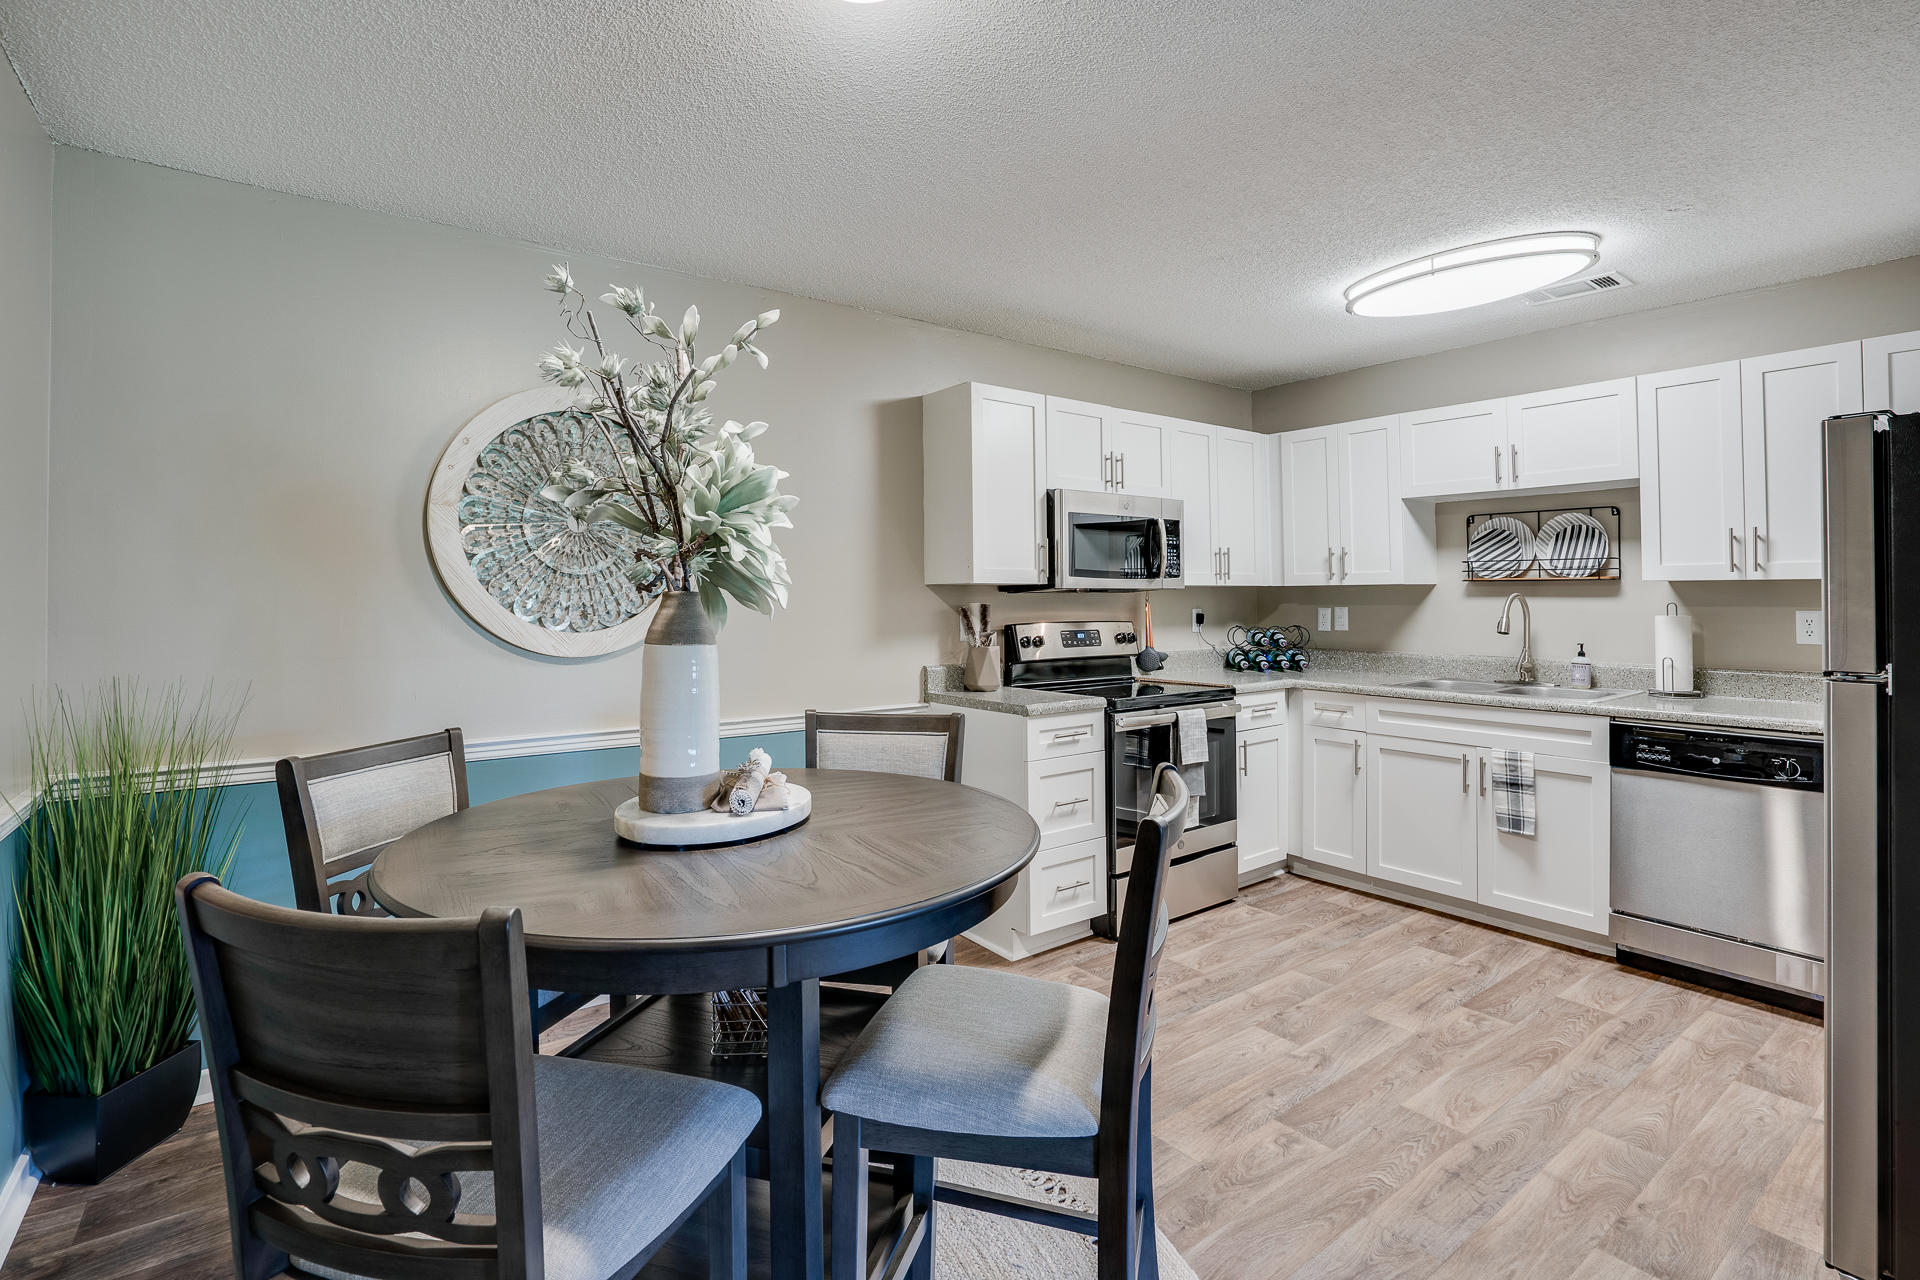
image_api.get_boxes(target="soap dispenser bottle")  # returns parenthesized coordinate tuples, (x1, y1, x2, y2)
(1570, 643, 1593, 689)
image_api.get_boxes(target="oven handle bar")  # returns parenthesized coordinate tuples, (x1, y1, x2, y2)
(1112, 702, 1241, 732)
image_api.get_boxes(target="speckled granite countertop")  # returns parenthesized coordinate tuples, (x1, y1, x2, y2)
(923, 649, 1824, 736)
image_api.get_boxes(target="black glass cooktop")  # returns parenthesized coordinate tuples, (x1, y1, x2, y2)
(1026, 678, 1230, 712)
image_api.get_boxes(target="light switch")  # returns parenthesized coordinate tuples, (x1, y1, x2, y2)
(1317, 607, 1332, 632)
(1333, 606, 1349, 632)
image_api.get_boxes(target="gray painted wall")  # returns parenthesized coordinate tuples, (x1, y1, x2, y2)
(1251, 255, 1920, 672)
(46, 151, 1252, 762)
(0, 69, 50, 804)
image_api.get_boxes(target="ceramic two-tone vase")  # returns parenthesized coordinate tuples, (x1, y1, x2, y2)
(635, 590, 720, 813)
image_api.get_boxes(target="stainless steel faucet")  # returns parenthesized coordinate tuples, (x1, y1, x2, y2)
(1496, 592, 1537, 684)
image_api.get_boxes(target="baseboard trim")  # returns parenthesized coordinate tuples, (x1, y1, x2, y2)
(1285, 859, 1614, 956)
(0, 1153, 41, 1266)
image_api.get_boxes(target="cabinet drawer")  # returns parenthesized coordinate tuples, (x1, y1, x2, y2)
(1026, 754, 1107, 848)
(1303, 692, 1366, 729)
(1236, 691, 1287, 730)
(1366, 697, 1608, 761)
(1026, 712, 1104, 761)
(1023, 839, 1107, 934)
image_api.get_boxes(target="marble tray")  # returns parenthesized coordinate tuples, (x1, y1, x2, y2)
(613, 784, 812, 848)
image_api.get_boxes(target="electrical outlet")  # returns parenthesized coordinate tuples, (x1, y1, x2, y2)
(1316, 607, 1333, 632)
(1334, 606, 1350, 632)
(1796, 610, 1823, 645)
(1191, 608, 1205, 633)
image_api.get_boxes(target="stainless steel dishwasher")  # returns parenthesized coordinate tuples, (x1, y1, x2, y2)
(1609, 721, 1826, 1000)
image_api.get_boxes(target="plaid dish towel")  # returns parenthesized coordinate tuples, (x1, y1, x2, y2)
(1491, 749, 1536, 836)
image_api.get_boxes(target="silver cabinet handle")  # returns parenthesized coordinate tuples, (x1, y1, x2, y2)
(1752, 525, 1763, 572)
(1038, 539, 1047, 574)
(1462, 753, 1469, 793)
(1226, 546, 1232, 578)
(1250, 704, 1277, 717)
(1120, 453, 1127, 489)
(1055, 879, 1091, 893)
(1049, 728, 1090, 743)
(1103, 452, 1114, 488)
(1494, 444, 1502, 485)
(1240, 740, 1248, 774)
(1510, 443, 1517, 482)
(1051, 796, 1090, 808)
(1327, 546, 1336, 582)
(1729, 527, 1739, 574)
(1353, 739, 1362, 774)
(1479, 755, 1487, 795)
(1340, 547, 1349, 580)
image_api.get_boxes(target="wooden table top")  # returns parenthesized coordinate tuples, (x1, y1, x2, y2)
(369, 769, 1041, 953)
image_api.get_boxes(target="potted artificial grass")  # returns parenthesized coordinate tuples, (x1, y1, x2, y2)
(11, 682, 242, 1183)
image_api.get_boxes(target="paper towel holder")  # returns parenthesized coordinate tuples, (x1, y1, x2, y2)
(1649, 623, 1705, 700)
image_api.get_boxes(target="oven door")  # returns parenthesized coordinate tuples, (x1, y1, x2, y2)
(1107, 703, 1239, 927)
(1050, 489, 1166, 589)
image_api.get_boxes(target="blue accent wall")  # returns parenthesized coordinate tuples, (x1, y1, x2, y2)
(3, 727, 807, 1172)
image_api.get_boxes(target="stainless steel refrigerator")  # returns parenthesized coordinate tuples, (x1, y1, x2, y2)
(1824, 408, 1920, 1279)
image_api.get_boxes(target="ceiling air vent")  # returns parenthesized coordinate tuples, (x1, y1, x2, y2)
(1522, 272, 1634, 305)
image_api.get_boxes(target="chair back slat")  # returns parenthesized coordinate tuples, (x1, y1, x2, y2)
(805, 711, 965, 782)
(277, 730, 468, 915)
(177, 873, 540, 1280)
(1101, 766, 1184, 1123)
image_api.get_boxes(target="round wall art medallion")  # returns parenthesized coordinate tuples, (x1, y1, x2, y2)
(425, 388, 660, 657)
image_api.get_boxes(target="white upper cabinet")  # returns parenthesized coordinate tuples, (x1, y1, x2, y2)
(922, 383, 1049, 585)
(1044, 397, 1113, 492)
(1741, 342, 1862, 580)
(1166, 420, 1217, 585)
(1277, 417, 1434, 587)
(1212, 427, 1271, 585)
(1044, 397, 1170, 496)
(1108, 409, 1172, 497)
(1865, 329, 1920, 414)
(1637, 361, 1748, 581)
(1400, 398, 1508, 498)
(1505, 378, 1638, 491)
(1279, 427, 1338, 585)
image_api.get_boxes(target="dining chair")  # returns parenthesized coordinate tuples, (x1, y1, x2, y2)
(805, 710, 967, 986)
(276, 729, 595, 1032)
(821, 764, 1186, 1280)
(176, 872, 759, 1280)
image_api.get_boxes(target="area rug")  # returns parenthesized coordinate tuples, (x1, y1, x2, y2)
(936, 1161, 1199, 1279)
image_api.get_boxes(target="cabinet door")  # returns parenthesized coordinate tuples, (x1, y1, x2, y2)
(1400, 398, 1508, 498)
(1045, 396, 1114, 492)
(1477, 751, 1609, 934)
(1237, 724, 1287, 873)
(1214, 427, 1270, 585)
(1506, 378, 1638, 490)
(1636, 362, 1746, 581)
(1300, 727, 1366, 872)
(969, 384, 1050, 584)
(1367, 735, 1477, 900)
(1109, 409, 1172, 497)
(1166, 420, 1216, 583)
(1865, 329, 1920, 414)
(1336, 416, 1399, 585)
(1279, 427, 1339, 585)
(1741, 342, 1863, 580)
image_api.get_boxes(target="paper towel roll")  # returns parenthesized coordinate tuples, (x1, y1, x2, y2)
(1653, 613, 1695, 692)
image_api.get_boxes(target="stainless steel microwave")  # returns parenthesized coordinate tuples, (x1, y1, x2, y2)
(1048, 489, 1185, 590)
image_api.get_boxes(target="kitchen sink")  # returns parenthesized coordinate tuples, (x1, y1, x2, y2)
(1393, 678, 1637, 703)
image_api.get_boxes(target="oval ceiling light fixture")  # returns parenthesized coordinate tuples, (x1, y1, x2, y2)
(1344, 232, 1601, 317)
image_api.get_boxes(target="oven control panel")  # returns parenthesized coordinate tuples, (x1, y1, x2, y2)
(1004, 620, 1141, 656)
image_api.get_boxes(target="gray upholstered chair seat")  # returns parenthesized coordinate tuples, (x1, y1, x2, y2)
(822, 963, 1110, 1139)
(295, 1057, 759, 1280)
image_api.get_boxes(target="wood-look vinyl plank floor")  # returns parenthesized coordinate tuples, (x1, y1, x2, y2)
(4, 874, 1827, 1279)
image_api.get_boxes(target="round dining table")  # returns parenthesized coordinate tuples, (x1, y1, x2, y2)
(370, 767, 1041, 1280)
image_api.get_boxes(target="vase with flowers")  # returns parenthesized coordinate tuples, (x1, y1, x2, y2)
(535, 266, 797, 820)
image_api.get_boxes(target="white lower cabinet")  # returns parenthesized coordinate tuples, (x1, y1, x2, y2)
(1476, 752, 1609, 932)
(1020, 839, 1107, 935)
(1367, 735, 1477, 899)
(1236, 715, 1288, 876)
(1300, 726, 1366, 873)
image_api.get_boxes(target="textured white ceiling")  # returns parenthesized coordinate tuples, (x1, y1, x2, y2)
(4, 0, 1917, 389)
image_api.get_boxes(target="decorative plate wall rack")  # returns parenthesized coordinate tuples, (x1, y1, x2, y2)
(1463, 504, 1621, 582)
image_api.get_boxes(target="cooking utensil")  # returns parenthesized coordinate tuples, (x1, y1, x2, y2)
(1136, 598, 1166, 672)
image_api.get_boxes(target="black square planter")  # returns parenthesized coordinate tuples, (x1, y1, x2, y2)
(24, 1043, 202, 1184)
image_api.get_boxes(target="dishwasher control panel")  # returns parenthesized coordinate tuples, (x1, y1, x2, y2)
(1611, 723, 1823, 790)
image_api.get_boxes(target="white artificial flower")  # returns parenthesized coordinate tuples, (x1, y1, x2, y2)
(679, 305, 700, 344)
(544, 264, 574, 294)
(596, 354, 625, 379)
(538, 343, 588, 388)
(601, 285, 644, 315)
(756, 309, 780, 327)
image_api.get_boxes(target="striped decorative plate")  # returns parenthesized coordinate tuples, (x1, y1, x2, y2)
(1537, 512, 1610, 578)
(1467, 516, 1535, 579)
